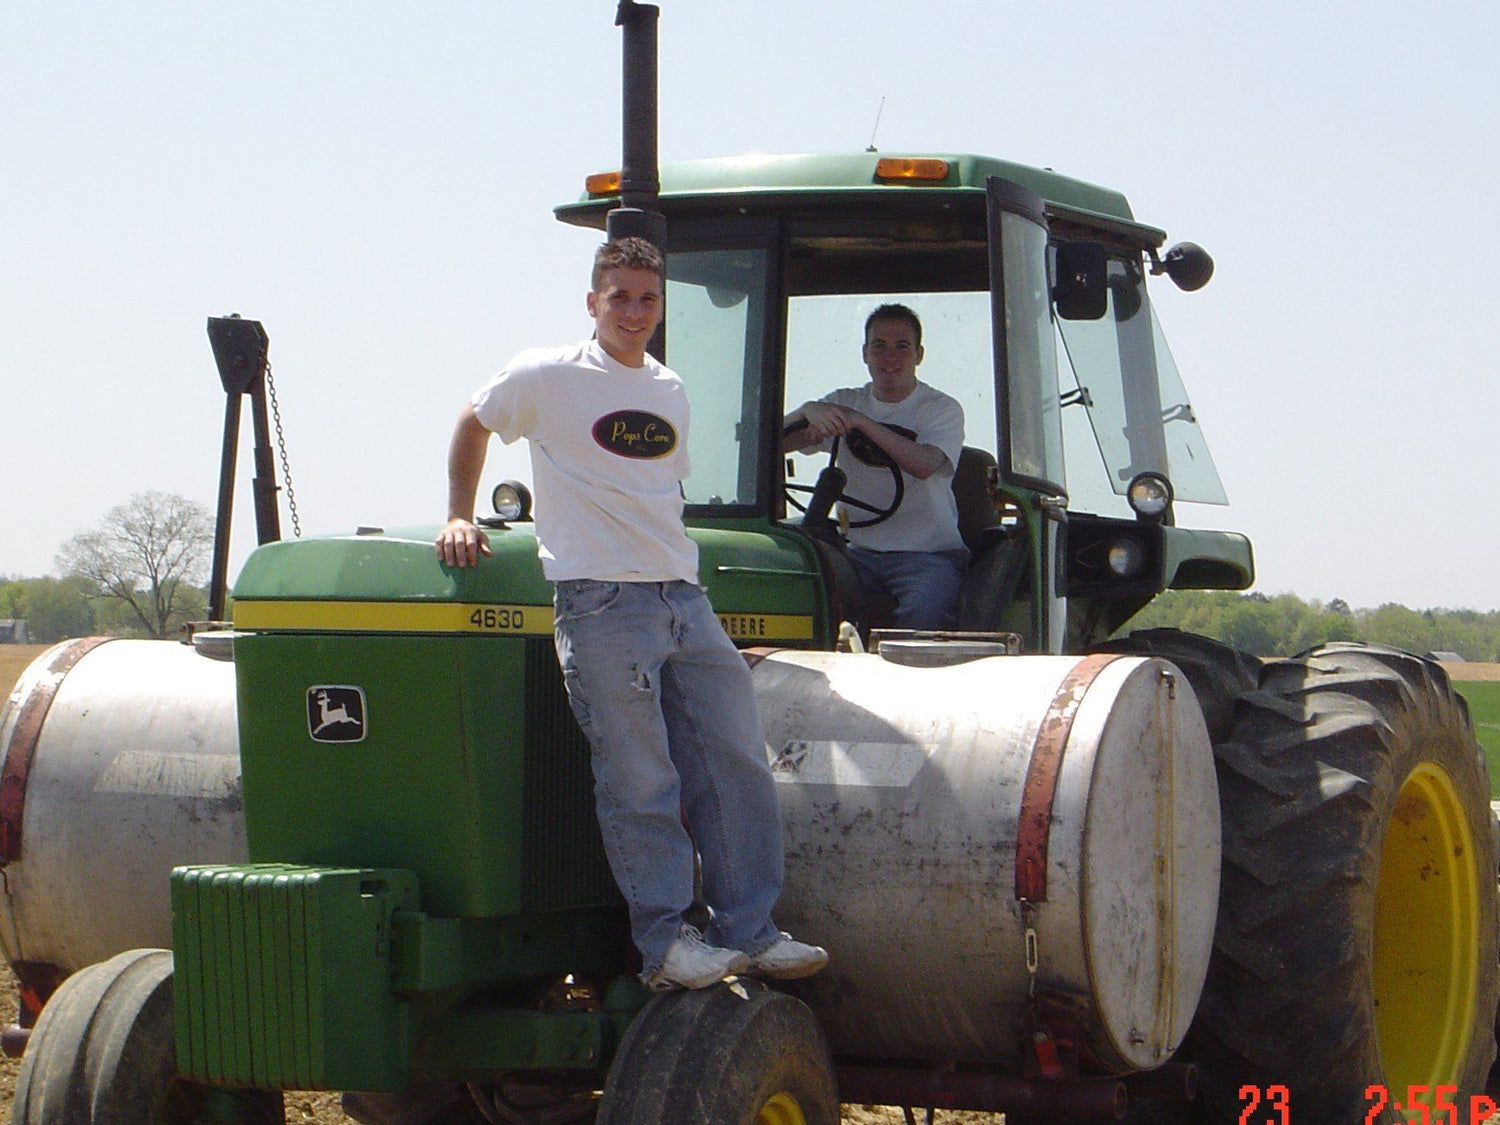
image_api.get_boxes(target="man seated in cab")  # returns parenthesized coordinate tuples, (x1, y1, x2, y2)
(783, 303, 968, 630)
(436, 236, 827, 992)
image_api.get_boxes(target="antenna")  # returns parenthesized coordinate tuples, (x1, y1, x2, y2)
(865, 95, 886, 153)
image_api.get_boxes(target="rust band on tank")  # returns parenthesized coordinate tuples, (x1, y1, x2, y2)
(1014, 652, 1121, 902)
(0, 637, 114, 863)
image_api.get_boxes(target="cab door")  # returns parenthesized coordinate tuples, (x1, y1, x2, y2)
(987, 178, 1068, 652)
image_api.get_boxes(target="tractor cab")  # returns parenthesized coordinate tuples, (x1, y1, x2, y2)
(557, 152, 1253, 654)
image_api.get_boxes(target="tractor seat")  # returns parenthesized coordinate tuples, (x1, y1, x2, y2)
(950, 446, 1028, 632)
(951, 446, 1001, 555)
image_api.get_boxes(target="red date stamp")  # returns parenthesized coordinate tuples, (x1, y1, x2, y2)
(1238, 1083, 1497, 1123)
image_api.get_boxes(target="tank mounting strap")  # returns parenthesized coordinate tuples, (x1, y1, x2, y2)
(0, 637, 114, 864)
(1014, 653, 1121, 903)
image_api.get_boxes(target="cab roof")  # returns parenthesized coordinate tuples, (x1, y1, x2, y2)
(555, 152, 1166, 248)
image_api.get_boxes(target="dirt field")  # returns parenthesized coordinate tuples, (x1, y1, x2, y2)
(3, 643, 1498, 1122)
(0, 646, 48, 701)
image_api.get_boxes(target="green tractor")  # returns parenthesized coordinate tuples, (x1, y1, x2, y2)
(5, 4, 1496, 1123)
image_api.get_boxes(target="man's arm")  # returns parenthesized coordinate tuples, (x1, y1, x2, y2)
(435, 403, 494, 567)
(845, 412, 949, 479)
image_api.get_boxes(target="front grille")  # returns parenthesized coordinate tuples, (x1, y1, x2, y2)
(521, 640, 620, 911)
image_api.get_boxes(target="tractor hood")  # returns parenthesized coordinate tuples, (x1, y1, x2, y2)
(230, 524, 825, 645)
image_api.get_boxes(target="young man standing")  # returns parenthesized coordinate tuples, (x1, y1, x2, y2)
(783, 303, 969, 629)
(436, 236, 826, 991)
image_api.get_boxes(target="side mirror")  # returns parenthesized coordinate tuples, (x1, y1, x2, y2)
(1155, 241, 1214, 291)
(1053, 242, 1109, 320)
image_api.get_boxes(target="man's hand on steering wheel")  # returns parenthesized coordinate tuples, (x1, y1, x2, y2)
(785, 401, 853, 447)
(783, 414, 904, 530)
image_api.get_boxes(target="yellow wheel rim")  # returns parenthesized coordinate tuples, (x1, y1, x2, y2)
(756, 1092, 807, 1125)
(1373, 761, 1480, 1100)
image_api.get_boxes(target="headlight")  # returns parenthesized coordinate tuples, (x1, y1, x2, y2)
(491, 480, 533, 522)
(1106, 538, 1147, 578)
(1127, 472, 1173, 521)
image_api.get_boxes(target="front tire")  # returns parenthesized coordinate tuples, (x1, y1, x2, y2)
(596, 981, 837, 1125)
(12, 948, 284, 1124)
(1193, 643, 1498, 1123)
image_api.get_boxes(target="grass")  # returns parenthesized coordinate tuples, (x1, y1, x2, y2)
(1457, 681, 1500, 797)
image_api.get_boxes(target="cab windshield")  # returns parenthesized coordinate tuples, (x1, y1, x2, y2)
(784, 289, 996, 489)
(664, 227, 1000, 514)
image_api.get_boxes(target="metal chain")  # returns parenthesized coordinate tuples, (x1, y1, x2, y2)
(263, 360, 302, 537)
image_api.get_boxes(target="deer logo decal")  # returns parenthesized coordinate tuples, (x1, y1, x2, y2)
(306, 686, 367, 743)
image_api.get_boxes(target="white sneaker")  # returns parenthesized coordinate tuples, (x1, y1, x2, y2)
(745, 933, 829, 980)
(646, 924, 751, 991)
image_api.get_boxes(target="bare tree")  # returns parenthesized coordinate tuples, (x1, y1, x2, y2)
(57, 491, 213, 638)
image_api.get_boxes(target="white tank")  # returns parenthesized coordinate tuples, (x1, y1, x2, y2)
(749, 648, 1220, 1073)
(1, 638, 1218, 1077)
(0, 638, 247, 977)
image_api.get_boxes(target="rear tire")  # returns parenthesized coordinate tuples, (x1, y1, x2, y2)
(1091, 628, 1261, 742)
(12, 948, 284, 1124)
(596, 981, 837, 1125)
(1192, 643, 1498, 1123)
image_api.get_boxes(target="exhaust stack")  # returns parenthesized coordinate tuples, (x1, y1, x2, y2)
(607, 1, 666, 250)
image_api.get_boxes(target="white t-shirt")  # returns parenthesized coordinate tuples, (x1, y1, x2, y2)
(813, 382, 967, 554)
(470, 339, 699, 583)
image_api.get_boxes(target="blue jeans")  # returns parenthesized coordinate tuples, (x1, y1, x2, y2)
(847, 546, 968, 630)
(553, 579, 784, 975)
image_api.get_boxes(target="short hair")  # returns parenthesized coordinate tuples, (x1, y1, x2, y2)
(592, 236, 666, 290)
(864, 303, 922, 348)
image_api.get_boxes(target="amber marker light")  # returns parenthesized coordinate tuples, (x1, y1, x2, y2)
(585, 170, 621, 196)
(874, 157, 950, 182)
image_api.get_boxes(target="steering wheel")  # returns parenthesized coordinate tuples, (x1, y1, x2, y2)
(783, 423, 904, 530)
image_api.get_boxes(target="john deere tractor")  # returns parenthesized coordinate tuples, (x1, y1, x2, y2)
(2, 4, 1494, 1123)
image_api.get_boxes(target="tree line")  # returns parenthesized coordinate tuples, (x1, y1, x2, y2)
(1122, 590, 1500, 663)
(5, 492, 1499, 659)
(2, 491, 210, 642)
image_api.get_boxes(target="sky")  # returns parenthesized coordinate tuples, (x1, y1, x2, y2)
(3, 2, 1497, 613)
